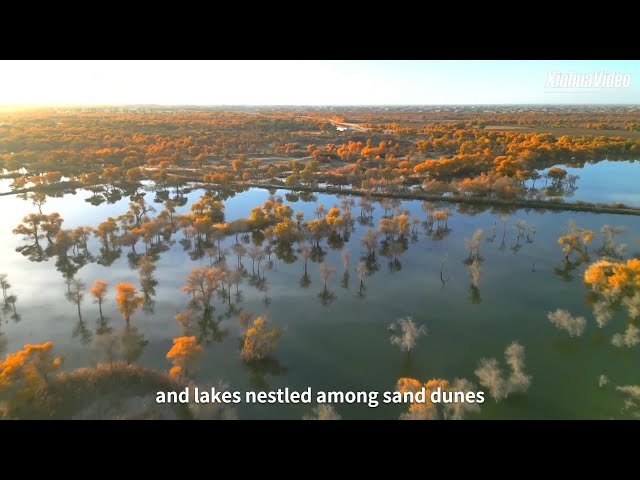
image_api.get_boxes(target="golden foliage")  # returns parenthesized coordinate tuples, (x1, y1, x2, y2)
(584, 258, 640, 299)
(0, 342, 62, 416)
(241, 316, 281, 361)
(115, 283, 144, 323)
(166, 336, 202, 381)
(90, 279, 108, 302)
(396, 377, 450, 420)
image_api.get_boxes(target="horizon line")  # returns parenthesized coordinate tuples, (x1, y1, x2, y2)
(2, 103, 640, 108)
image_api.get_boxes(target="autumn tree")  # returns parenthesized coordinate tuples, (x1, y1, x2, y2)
(240, 316, 281, 361)
(166, 336, 203, 381)
(182, 267, 222, 312)
(0, 342, 62, 417)
(432, 210, 449, 229)
(94, 218, 121, 251)
(584, 258, 640, 342)
(558, 220, 594, 262)
(13, 213, 49, 245)
(90, 280, 108, 327)
(396, 377, 449, 420)
(547, 167, 568, 187)
(115, 283, 144, 326)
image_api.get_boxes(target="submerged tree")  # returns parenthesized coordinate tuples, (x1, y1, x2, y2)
(361, 229, 378, 259)
(474, 359, 505, 401)
(396, 377, 450, 420)
(547, 309, 586, 337)
(584, 258, 640, 344)
(355, 260, 368, 297)
(303, 404, 341, 420)
(318, 262, 337, 305)
(115, 283, 144, 326)
(66, 277, 92, 344)
(558, 220, 594, 263)
(468, 258, 482, 303)
(474, 341, 531, 401)
(0, 342, 63, 417)
(182, 266, 222, 312)
(504, 342, 531, 394)
(66, 278, 86, 322)
(166, 336, 203, 381)
(611, 324, 640, 348)
(240, 316, 281, 361)
(616, 384, 640, 416)
(120, 326, 149, 364)
(464, 229, 484, 261)
(90, 280, 108, 321)
(340, 249, 350, 289)
(300, 244, 312, 274)
(439, 254, 450, 288)
(598, 224, 627, 259)
(0, 274, 10, 300)
(389, 316, 427, 354)
(319, 262, 336, 295)
(138, 256, 158, 313)
(444, 378, 482, 420)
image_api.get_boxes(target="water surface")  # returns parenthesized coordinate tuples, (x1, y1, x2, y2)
(1, 183, 639, 419)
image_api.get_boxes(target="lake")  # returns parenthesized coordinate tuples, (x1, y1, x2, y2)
(535, 159, 640, 207)
(1, 180, 640, 419)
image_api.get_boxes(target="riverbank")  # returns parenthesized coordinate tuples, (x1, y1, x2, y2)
(3, 177, 640, 217)
(242, 182, 640, 216)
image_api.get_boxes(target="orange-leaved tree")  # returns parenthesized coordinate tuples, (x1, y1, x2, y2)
(166, 336, 202, 381)
(0, 342, 62, 416)
(115, 283, 144, 326)
(241, 316, 281, 361)
(182, 267, 222, 312)
(90, 280, 108, 319)
(396, 377, 450, 420)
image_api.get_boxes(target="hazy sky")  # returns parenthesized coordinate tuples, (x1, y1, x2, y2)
(0, 60, 638, 105)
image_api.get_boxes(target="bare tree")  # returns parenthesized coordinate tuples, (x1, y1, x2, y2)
(356, 260, 367, 295)
(300, 244, 312, 275)
(612, 324, 640, 348)
(319, 262, 336, 295)
(474, 341, 531, 401)
(464, 229, 484, 260)
(66, 278, 86, 321)
(389, 316, 427, 354)
(444, 378, 482, 420)
(547, 309, 586, 337)
(303, 404, 341, 420)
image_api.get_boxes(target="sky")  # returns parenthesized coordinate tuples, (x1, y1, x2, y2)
(0, 60, 638, 106)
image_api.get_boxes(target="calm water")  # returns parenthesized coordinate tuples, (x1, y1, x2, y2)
(1, 181, 640, 419)
(537, 160, 640, 207)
